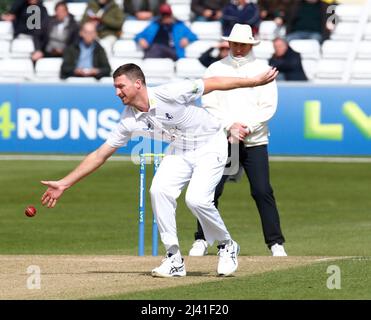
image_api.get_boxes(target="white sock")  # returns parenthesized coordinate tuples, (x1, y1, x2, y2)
(218, 239, 233, 247)
(168, 245, 182, 262)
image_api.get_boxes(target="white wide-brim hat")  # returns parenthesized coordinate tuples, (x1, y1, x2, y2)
(222, 23, 260, 46)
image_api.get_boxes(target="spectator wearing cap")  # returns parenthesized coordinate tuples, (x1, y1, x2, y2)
(191, 0, 229, 22)
(123, 0, 166, 21)
(134, 3, 198, 61)
(221, 0, 261, 36)
(199, 40, 229, 67)
(269, 37, 307, 81)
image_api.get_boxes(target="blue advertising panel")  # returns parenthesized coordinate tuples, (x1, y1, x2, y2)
(0, 82, 370, 155)
(269, 84, 371, 155)
(0, 83, 147, 154)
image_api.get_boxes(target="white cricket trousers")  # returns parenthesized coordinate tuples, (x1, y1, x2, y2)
(149, 129, 232, 252)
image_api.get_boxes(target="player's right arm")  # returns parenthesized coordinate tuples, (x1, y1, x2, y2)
(41, 142, 117, 208)
(203, 67, 278, 95)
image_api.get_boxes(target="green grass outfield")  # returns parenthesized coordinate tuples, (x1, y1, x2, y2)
(0, 159, 370, 299)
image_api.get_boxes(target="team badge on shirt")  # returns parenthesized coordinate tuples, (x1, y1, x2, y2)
(165, 113, 173, 120)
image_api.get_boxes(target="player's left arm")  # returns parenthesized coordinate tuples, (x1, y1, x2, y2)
(203, 67, 278, 95)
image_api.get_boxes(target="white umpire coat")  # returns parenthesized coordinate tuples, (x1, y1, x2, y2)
(202, 53, 278, 147)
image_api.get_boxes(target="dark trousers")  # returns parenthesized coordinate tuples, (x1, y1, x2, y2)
(194, 143, 285, 248)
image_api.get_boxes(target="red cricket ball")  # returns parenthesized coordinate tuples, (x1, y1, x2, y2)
(25, 206, 37, 217)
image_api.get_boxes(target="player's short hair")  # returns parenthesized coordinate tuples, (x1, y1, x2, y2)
(113, 64, 146, 86)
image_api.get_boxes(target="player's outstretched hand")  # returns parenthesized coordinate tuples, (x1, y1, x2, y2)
(253, 67, 279, 86)
(40, 181, 66, 208)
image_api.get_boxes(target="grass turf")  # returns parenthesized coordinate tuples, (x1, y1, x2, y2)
(98, 258, 371, 300)
(0, 159, 370, 299)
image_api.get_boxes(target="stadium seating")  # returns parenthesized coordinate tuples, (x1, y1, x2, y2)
(335, 4, 363, 22)
(322, 40, 350, 59)
(109, 57, 143, 72)
(315, 59, 345, 81)
(185, 40, 218, 58)
(331, 22, 359, 41)
(289, 39, 321, 60)
(258, 21, 278, 40)
(171, 4, 192, 22)
(190, 21, 222, 41)
(364, 23, 371, 40)
(351, 59, 371, 79)
(10, 37, 35, 58)
(357, 41, 371, 58)
(66, 2, 87, 22)
(302, 59, 319, 81)
(121, 20, 150, 40)
(43, 1, 56, 16)
(0, 21, 13, 41)
(0, 58, 34, 79)
(142, 58, 175, 84)
(253, 40, 274, 60)
(175, 58, 206, 79)
(112, 40, 144, 58)
(35, 58, 63, 79)
(0, 40, 10, 59)
(0, 1, 370, 84)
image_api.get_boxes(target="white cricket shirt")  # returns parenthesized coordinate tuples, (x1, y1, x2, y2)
(106, 79, 222, 150)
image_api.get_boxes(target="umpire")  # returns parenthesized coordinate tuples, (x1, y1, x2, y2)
(189, 24, 287, 257)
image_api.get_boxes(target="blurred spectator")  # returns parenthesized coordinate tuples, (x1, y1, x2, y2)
(135, 3, 197, 61)
(123, 0, 166, 20)
(0, 0, 13, 16)
(222, 0, 260, 36)
(199, 40, 229, 67)
(60, 21, 111, 79)
(258, 0, 294, 23)
(1, 0, 49, 38)
(81, 0, 124, 49)
(191, 0, 229, 22)
(32, 1, 79, 63)
(285, 0, 336, 43)
(268, 37, 307, 81)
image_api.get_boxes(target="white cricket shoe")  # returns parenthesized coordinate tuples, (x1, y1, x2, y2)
(271, 243, 287, 257)
(151, 253, 186, 278)
(217, 240, 240, 276)
(189, 239, 208, 256)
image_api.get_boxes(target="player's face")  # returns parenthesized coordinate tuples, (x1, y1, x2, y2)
(114, 75, 138, 105)
(229, 42, 253, 58)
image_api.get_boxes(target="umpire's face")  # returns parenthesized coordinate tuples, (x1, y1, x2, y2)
(229, 41, 253, 58)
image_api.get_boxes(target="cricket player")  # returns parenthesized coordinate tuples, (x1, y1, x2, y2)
(41, 63, 278, 277)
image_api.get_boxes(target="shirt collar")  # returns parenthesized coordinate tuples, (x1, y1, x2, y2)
(133, 88, 157, 120)
(228, 51, 255, 68)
